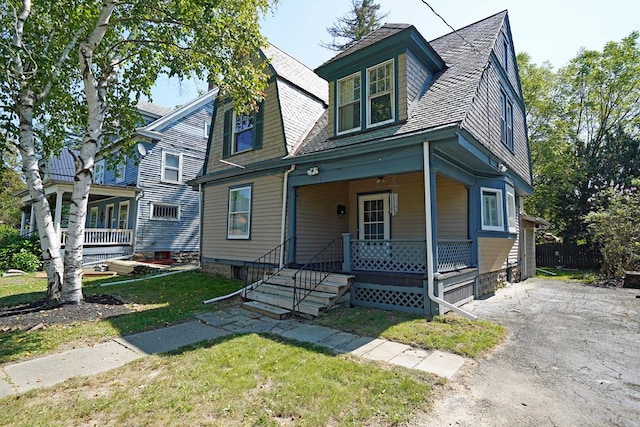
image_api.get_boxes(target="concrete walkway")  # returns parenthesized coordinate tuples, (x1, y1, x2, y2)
(0, 307, 465, 398)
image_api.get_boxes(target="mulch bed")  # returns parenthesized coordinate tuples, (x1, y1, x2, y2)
(0, 294, 132, 333)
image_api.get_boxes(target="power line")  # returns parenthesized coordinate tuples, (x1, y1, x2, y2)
(419, 0, 481, 54)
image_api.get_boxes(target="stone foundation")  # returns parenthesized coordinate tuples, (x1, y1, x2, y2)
(133, 251, 199, 264)
(201, 261, 234, 278)
(477, 265, 521, 296)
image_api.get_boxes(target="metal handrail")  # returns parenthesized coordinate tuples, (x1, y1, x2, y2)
(292, 236, 343, 316)
(241, 236, 295, 299)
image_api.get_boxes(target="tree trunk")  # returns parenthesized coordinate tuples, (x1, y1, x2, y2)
(16, 92, 64, 302)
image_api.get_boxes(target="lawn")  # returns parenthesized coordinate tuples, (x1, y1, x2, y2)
(0, 271, 243, 363)
(315, 307, 506, 359)
(535, 267, 598, 283)
(0, 334, 441, 426)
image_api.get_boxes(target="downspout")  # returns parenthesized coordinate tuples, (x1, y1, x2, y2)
(423, 141, 477, 320)
(279, 164, 296, 268)
(198, 183, 203, 267)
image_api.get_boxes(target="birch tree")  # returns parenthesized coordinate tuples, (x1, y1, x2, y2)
(1, 0, 273, 304)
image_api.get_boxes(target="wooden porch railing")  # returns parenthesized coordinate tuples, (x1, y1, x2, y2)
(60, 228, 133, 246)
(346, 236, 473, 274)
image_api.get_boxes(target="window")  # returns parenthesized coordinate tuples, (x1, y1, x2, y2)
(115, 155, 126, 183)
(367, 60, 394, 126)
(89, 207, 98, 228)
(94, 160, 105, 184)
(150, 203, 180, 221)
(337, 72, 361, 134)
(161, 152, 182, 183)
(233, 113, 254, 153)
(118, 201, 129, 229)
(506, 189, 517, 233)
(500, 90, 514, 150)
(481, 188, 504, 231)
(503, 38, 509, 72)
(227, 186, 251, 239)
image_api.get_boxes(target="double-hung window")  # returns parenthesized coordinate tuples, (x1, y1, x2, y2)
(227, 186, 252, 239)
(94, 160, 105, 184)
(337, 72, 361, 134)
(481, 187, 504, 231)
(367, 60, 394, 126)
(162, 152, 182, 183)
(500, 90, 514, 150)
(233, 113, 254, 153)
(506, 188, 517, 233)
(115, 155, 126, 183)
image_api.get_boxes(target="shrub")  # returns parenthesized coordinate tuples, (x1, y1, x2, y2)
(10, 249, 41, 272)
(0, 233, 42, 272)
(0, 224, 19, 242)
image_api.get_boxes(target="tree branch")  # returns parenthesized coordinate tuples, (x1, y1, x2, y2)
(37, 29, 83, 101)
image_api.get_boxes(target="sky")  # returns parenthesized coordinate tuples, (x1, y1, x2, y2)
(149, 0, 640, 108)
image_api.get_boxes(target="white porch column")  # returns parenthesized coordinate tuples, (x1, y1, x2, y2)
(29, 203, 35, 233)
(54, 191, 63, 239)
(20, 210, 27, 236)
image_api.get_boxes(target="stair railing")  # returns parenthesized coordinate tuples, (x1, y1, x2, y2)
(292, 236, 343, 316)
(242, 236, 295, 299)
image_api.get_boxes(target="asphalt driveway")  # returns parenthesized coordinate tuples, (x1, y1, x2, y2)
(418, 278, 640, 426)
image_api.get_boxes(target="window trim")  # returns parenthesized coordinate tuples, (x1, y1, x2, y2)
(503, 36, 509, 72)
(231, 111, 255, 154)
(336, 71, 362, 135)
(115, 155, 126, 183)
(161, 151, 183, 184)
(227, 185, 252, 240)
(366, 59, 395, 128)
(149, 202, 181, 221)
(481, 187, 504, 232)
(89, 206, 99, 228)
(118, 201, 130, 229)
(500, 89, 514, 150)
(94, 160, 105, 184)
(506, 188, 517, 233)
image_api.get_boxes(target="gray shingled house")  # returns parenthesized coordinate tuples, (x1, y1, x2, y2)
(19, 90, 216, 264)
(191, 11, 533, 318)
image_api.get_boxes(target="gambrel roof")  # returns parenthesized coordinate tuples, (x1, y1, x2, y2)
(297, 10, 508, 156)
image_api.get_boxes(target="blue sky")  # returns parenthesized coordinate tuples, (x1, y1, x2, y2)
(149, 0, 639, 108)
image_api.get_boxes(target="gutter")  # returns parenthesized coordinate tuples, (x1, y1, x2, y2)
(279, 165, 296, 268)
(423, 141, 478, 320)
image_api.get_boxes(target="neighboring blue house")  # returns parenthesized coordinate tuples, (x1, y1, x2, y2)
(20, 89, 217, 263)
(191, 11, 536, 318)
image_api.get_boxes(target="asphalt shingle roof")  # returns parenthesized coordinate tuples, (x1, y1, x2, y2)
(297, 11, 507, 156)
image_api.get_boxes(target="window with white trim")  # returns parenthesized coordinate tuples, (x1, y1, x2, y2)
(506, 189, 517, 233)
(89, 207, 98, 228)
(337, 72, 361, 134)
(500, 90, 514, 150)
(150, 203, 180, 221)
(232, 113, 254, 153)
(481, 187, 504, 231)
(94, 160, 105, 184)
(227, 186, 251, 239)
(161, 152, 182, 183)
(115, 155, 126, 183)
(367, 60, 394, 126)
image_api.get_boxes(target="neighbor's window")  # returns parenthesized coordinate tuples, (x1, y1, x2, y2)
(115, 155, 126, 183)
(506, 189, 517, 233)
(233, 113, 254, 153)
(150, 203, 180, 221)
(94, 160, 105, 184)
(337, 72, 361, 134)
(367, 60, 394, 126)
(89, 206, 99, 228)
(481, 187, 504, 231)
(162, 152, 182, 183)
(227, 186, 252, 239)
(500, 90, 514, 150)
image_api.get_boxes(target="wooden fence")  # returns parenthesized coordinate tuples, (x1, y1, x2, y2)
(536, 243, 601, 270)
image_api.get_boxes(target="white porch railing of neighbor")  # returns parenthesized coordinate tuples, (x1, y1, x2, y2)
(60, 228, 133, 246)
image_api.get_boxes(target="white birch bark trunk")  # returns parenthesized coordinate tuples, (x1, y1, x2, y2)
(61, 1, 117, 304)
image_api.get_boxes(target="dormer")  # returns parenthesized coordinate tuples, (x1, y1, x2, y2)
(315, 24, 446, 138)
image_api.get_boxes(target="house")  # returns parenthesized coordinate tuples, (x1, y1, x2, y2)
(19, 89, 217, 264)
(190, 11, 533, 317)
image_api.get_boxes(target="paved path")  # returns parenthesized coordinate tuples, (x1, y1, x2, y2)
(0, 307, 464, 397)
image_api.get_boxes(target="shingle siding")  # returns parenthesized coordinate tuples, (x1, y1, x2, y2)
(405, 50, 431, 116)
(278, 80, 325, 154)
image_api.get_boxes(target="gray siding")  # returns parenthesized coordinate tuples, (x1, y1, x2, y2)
(405, 50, 431, 115)
(277, 79, 326, 154)
(135, 102, 212, 253)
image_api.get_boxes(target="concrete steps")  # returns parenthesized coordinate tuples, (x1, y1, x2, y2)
(243, 269, 355, 319)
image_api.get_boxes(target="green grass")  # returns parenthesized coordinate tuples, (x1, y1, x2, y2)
(0, 334, 440, 426)
(0, 271, 243, 363)
(535, 267, 598, 283)
(316, 307, 506, 358)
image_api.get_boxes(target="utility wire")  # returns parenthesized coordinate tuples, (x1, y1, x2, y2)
(419, 0, 481, 54)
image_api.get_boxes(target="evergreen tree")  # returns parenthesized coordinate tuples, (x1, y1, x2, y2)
(322, 0, 388, 51)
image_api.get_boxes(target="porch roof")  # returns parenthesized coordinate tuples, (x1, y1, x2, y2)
(20, 180, 140, 204)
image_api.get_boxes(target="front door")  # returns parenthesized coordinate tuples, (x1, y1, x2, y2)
(358, 193, 390, 240)
(105, 204, 114, 228)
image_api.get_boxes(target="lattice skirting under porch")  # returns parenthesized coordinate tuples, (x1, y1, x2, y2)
(350, 282, 425, 315)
